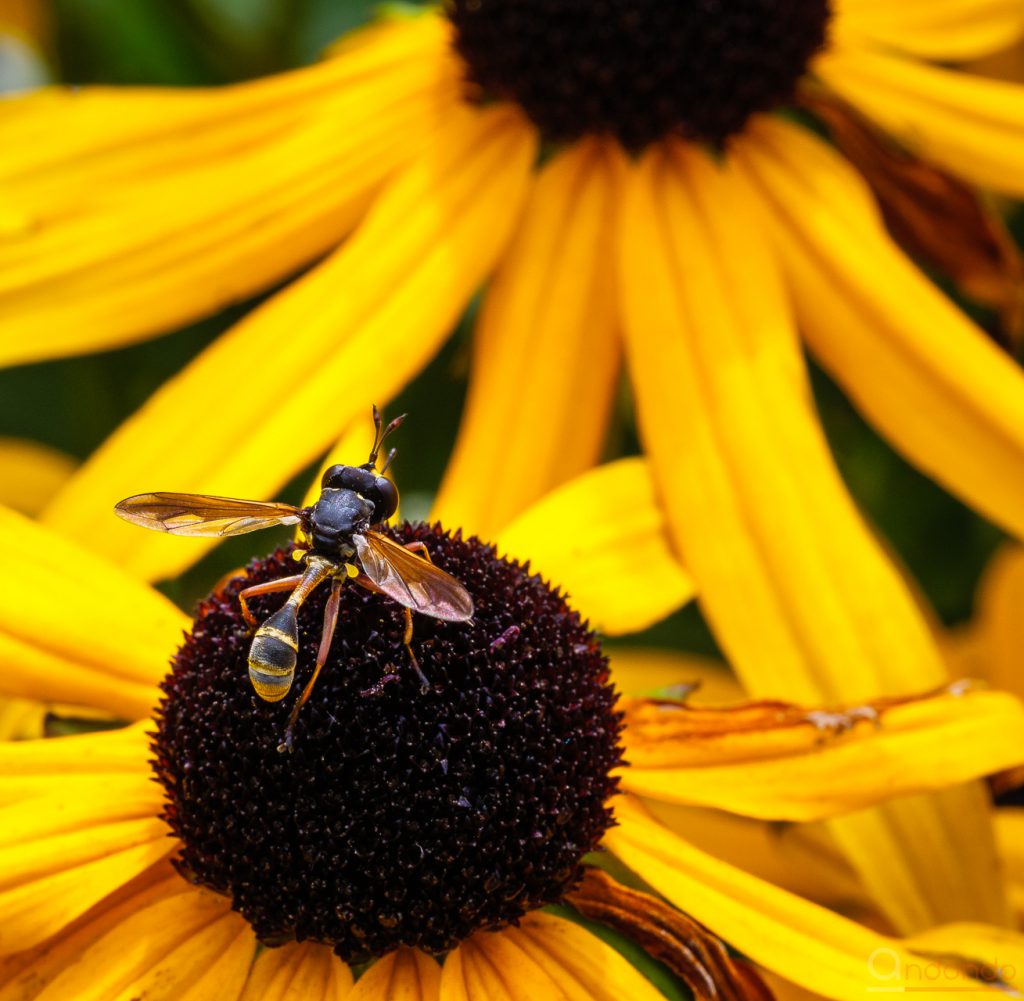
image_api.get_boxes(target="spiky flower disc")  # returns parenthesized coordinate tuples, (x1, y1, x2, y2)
(449, 0, 832, 149)
(152, 524, 623, 962)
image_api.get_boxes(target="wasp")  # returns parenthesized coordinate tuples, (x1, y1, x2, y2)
(114, 408, 474, 751)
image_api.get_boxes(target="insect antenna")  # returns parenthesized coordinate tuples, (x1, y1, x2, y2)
(379, 447, 398, 475)
(367, 406, 407, 468)
(370, 403, 384, 455)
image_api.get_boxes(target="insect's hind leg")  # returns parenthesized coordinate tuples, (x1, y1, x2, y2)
(399, 544, 439, 691)
(352, 569, 430, 695)
(278, 576, 344, 754)
(402, 606, 430, 693)
(238, 574, 304, 628)
(360, 608, 428, 696)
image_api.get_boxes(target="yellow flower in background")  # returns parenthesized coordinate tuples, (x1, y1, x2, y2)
(937, 546, 1024, 923)
(3, 484, 1024, 1001)
(0, 0, 49, 92)
(0, 2, 1021, 579)
(0, 436, 75, 738)
(3, 0, 1024, 946)
(0, 437, 74, 516)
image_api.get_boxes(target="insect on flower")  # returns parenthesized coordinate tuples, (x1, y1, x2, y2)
(114, 407, 474, 751)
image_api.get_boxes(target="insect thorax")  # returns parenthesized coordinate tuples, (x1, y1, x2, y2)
(308, 488, 372, 559)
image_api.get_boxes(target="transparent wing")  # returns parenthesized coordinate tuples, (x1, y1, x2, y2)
(354, 532, 474, 622)
(114, 492, 303, 538)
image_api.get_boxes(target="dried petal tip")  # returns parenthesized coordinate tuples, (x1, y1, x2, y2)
(567, 868, 774, 1001)
(152, 523, 623, 962)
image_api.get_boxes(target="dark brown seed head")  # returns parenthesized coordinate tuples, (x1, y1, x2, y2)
(449, 0, 832, 150)
(152, 523, 623, 962)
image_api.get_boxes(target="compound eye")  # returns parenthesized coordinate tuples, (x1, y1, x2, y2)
(371, 477, 399, 521)
(321, 464, 347, 489)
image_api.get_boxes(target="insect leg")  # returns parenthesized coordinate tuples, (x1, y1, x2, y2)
(278, 576, 344, 754)
(351, 571, 429, 694)
(403, 541, 432, 563)
(402, 607, 430, 693)
(238, 575, 304, 628)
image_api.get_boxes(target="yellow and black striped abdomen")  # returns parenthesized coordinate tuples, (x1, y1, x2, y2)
(248, 605, 299, 702)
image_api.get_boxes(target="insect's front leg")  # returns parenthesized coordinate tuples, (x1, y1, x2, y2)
(237, 574, 305, 628)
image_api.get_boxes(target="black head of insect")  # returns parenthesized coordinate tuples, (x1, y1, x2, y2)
(311, 409, 405, 556)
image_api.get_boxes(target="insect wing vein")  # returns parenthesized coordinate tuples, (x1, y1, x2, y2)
(354, 533, 474, 622)
(114, 492, 302, 538)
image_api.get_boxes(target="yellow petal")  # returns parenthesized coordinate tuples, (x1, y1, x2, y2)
(0, 438, 75, 515)
(828, 784, 1010, 932)
(904, 923, 1024, 991)
(44, 103, 538, 583)
(618, 138, 1005, 931)
(433, 137, 623, 540)
(996, 808, 1024, 898)
(495, 459, 694, 635)
(0, 12, 447, 196)
(239, 941, 352, 1001)
(817, 43, 1024, 196)
(440, 913, 666, 1001)
(0, 867, 187, 999)
(646, 801, 870, 915)
(3, 882, 255, 1001)
(0, 13, 456, 366)
(0, 52, 461, 366)
(0, 506, 185, 717)
(833, 0, 1024, 60)
(620, 687, 1024, 820)
(0, 775, 172, 953)
(0, 720, 148, 805)
(608, 648, 742, 701)
(758, 970, 831, 1001)
(737, 117, 1024, 545)
(971, 544, 1024, 697)
(349, 949, 440, 1001)
(619, 139, 946, 705)
(608, 796, 1014, 1001)
(0, 697, 46, 741)
(0, 771, 163, 851)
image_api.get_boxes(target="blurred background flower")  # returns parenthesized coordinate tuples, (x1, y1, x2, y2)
(0, 0, 50, 92)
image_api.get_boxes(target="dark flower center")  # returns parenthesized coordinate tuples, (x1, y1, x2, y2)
(152, 524, 623, 962)
(448, 0, 832, 149)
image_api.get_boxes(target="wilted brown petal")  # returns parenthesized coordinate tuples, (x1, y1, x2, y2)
(566, 868, 774, 1001)
(799, 87, 1024, 346)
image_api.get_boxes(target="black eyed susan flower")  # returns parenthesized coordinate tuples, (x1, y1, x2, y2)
(4, 480, 1024, 1000)
(3, 0, 1024, 957)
